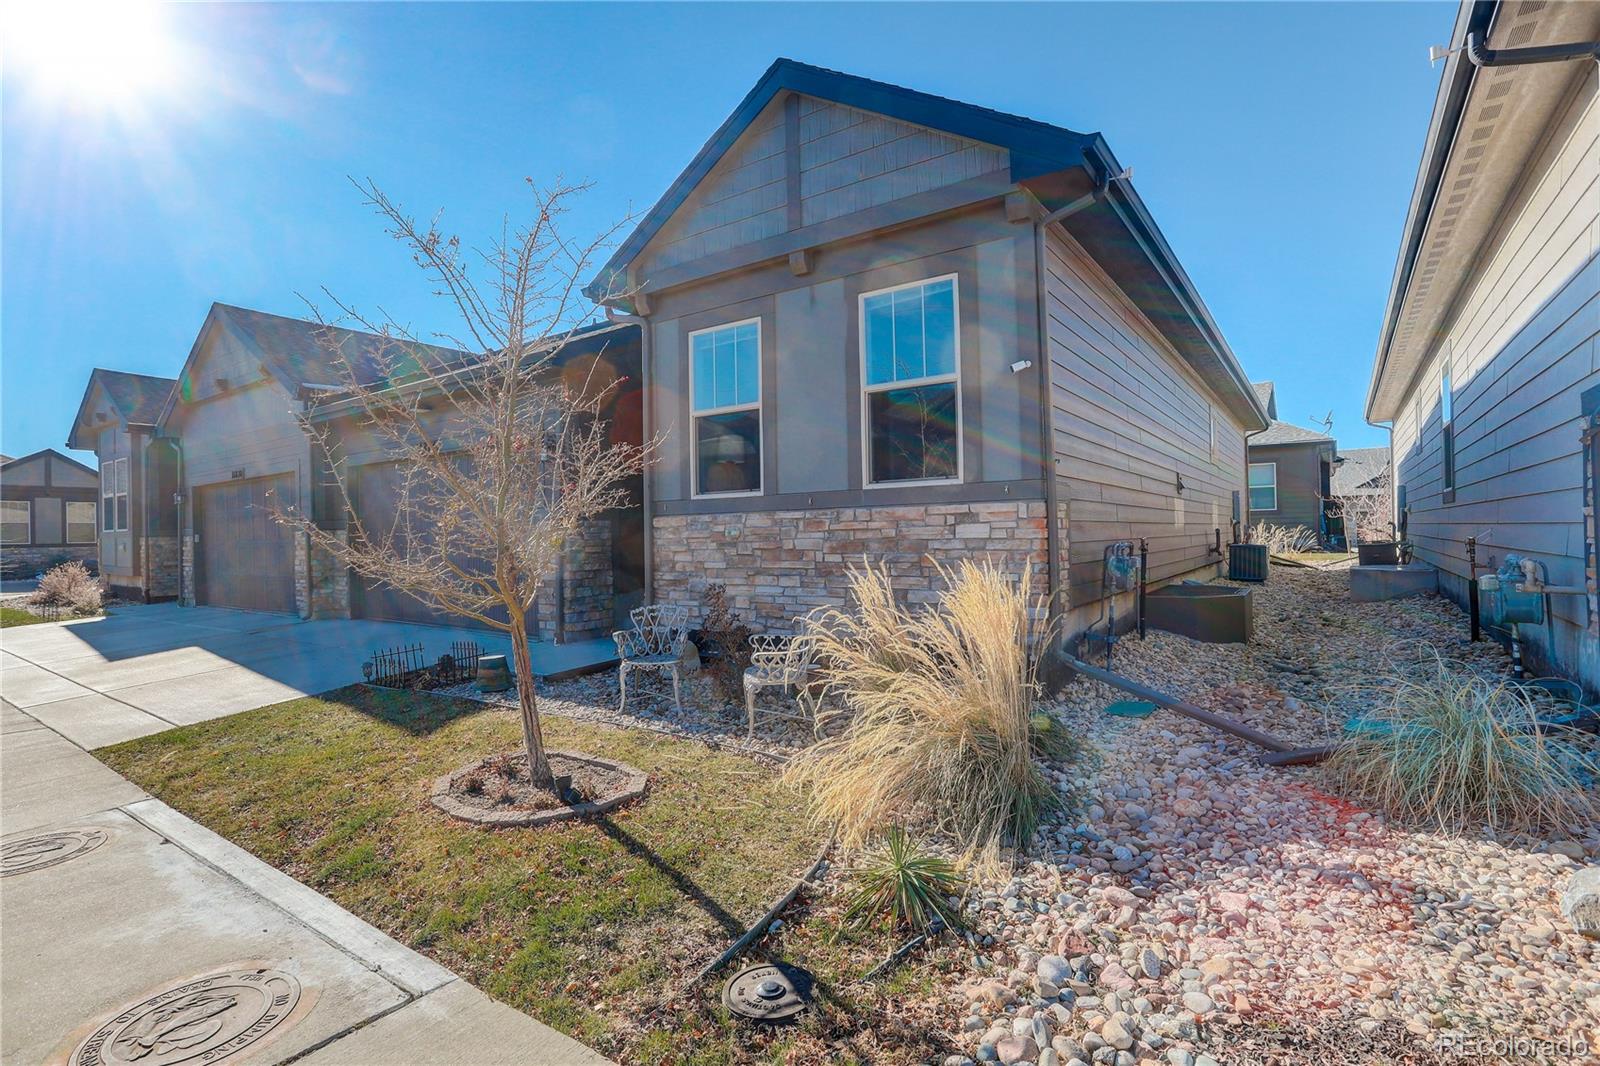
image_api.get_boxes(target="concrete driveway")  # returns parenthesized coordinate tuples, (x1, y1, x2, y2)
(0, 603, 513, 748)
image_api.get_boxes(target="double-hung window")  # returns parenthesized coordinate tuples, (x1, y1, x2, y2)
(1440, 366, 1455, 492)
(67, 502, 98, 544)
(1, 501, 30, 545)
(861, 275, 961, 485)
(690, 319, 762, 496)
(1248, 462, 1277, 512)
(102, 457, 129, 532)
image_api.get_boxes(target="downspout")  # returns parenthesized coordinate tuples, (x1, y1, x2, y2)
(1030, 162, 1125, 620)
(1030, 214, 1063, 617)
(1465, 29, 1600, 67)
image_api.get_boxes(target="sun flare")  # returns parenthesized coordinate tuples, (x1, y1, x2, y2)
(4, 1, 179, 106)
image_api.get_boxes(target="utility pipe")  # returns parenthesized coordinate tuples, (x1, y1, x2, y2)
(1064, 655, 1296, 753)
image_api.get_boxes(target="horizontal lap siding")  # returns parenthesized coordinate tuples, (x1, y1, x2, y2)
(1392, 74, 1598, 686)
(1044, 227, 1247, 604)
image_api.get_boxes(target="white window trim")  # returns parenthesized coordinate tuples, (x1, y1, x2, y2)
(1, 500, 31, 546)
(66, 501, 98, 544)
(859, 273, 964, 489)
(688, 317, 764, 500)
(1248, 461, 1278, 512)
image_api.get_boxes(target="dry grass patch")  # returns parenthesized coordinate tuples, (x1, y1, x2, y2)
(98, 686, 895, 1063)
(785, 560, 1060, 865)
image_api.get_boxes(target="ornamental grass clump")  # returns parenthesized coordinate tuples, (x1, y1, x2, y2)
(1249, 521, 1319, 555)
(784, 559, 1060, 864)
(1324, 648, 1599, 834)
(845, 827, 963, 933)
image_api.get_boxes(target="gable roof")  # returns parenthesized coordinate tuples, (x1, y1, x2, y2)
(159, 303, 473, 425)
(587, 58, 1100, 299)
(65, 369, 178, 449)
(589, 58, 1268, 432)
(1250, 420, 1334, 447)
(1, 448, 98, 479)
(1330, 445, 1391, 495)
(1251, 381, 1277, 421)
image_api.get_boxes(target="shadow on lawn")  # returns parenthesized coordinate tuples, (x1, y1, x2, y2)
(332, 684, 499, 736)
(593, 812, 744, 937)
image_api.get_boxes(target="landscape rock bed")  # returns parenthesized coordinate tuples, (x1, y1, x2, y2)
(949, 568, 1599, 1065)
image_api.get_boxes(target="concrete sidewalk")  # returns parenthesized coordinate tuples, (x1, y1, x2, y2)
(0, 700, 612, 1066)
(0, 602, 617, 750)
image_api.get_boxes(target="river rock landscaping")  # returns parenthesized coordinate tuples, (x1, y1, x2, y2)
(947, 566, 1599, 1066)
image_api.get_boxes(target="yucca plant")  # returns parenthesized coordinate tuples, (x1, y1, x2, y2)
(1324, 647, 1599, 833)
(844, 828, 963, 933)
(784, 559, 1062, 864)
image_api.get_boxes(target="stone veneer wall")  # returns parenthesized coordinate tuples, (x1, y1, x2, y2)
(652, 501, 1049, 630)
(307, 531, 350, 620)
(0, 545, 97, 579)
(549, 519, 613, 641)
(179, 534, 196, 606)
(143, 536, 180, 601)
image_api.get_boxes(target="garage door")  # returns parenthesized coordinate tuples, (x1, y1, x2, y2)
(195, 475, 296, 613)
(349, 461, 488, 626)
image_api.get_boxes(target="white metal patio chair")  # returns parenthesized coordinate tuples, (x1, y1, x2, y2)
(614, 604, 690, 714)
(743, 631, 824, 739)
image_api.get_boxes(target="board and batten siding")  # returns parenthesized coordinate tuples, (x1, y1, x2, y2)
(1391, 68, 1598, 688)
(1043, 226, 1247, 618)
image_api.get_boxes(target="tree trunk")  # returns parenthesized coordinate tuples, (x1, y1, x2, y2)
(508, 611, 554, 788)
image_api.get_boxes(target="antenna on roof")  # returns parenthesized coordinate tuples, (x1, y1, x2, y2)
(1311, 410, 1334, 436)
(1428, 44, 1462, 65)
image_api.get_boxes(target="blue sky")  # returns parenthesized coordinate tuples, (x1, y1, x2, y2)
(2, 1, 1452, 462)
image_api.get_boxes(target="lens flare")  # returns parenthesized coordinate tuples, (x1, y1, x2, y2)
(4, 1, 179, 106)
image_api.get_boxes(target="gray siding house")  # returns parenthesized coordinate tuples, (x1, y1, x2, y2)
(0, 449, 100, 577)
(589, 60, 1267, 637)
(1246, 381, 1337, 542)
(66, 370, 180, 600)
(71, 305, 642, 637)
(1367, 0, 1599, 691)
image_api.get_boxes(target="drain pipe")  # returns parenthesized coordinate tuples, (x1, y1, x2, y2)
(1465, 30, 1600, 68)
(1064, 654, 1296, 753)
(1030, 158, 1133, 619)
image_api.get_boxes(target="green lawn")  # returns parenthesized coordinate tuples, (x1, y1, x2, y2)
(0, 605, 48, 627)
(98, 687, 953, 1064)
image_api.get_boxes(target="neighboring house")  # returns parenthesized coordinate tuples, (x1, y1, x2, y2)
(65, 369, 179, 600)
(587, 59, 1267, 637)
(71, 304, 642, 637)
(1245, 381, 1338, 544)
(0, 449, 100, 577)
(1367, 0, 1599, 691)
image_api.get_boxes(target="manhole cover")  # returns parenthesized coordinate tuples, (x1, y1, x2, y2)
(67, 966, 303, 1065)
(2, 827, 109, 877)
(723, 962, 813, 1023)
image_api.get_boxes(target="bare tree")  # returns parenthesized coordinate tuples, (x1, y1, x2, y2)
(1329, 467, 1394, 547)
(288, 178, 646, 790)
